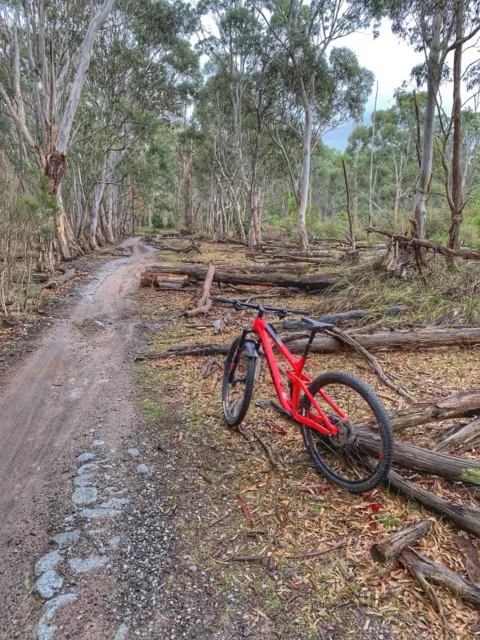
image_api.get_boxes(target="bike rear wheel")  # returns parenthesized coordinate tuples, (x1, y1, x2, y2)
(222, 336, 256, 427)
(301, 371, 393, 493)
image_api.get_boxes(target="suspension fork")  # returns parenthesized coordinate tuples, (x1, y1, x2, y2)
(229, 329, 258, 383)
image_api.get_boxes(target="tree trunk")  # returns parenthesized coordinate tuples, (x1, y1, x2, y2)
(412, 8, 444, 240)
(105, 183, 116, 244)
(370, 521, 431, 563)
(185, 263, 215, 316)
(342, 158, 355, 248)
(183, 153, 193, 232)
(296, 78, 311, 251)
(447, 0, 464, 251)
(394, 180, 401, 226)
(368, 82, 379, 230)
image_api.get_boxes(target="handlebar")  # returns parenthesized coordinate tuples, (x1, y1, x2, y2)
(213, 296, 309, 317)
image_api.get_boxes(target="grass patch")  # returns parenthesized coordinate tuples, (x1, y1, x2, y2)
(326, 256, 480, 325)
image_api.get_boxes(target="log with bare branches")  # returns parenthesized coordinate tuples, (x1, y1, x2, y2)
(370, 521, 431, 563)
(434, 418, 480, 454)
(399, 548, 480, 608)
(368, 227, 480, 262)
(368, 389, 480, 433)
(327, 326, 416, 402)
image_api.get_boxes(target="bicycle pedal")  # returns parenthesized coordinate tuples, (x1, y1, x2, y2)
(255, 400, 272, 409)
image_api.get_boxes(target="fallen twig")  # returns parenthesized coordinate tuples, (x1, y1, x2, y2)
(253, 431, 282, 469)
(236, 494, 254, 527)
(327, 326, 416, 402)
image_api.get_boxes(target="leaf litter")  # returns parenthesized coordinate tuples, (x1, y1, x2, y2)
(135, 241, 480, 639)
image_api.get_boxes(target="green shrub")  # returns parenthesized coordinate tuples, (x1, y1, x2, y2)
(151, 213, 165, 229)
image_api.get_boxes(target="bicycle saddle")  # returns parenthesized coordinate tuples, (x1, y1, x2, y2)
(301, 317, 334, 332)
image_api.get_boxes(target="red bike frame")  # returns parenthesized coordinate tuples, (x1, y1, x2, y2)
(252, 316, 348, 436)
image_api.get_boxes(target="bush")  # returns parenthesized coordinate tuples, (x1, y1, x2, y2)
(151, 214, 165, 229)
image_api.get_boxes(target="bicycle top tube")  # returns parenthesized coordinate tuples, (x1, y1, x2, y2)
(213, 296, 309, 317)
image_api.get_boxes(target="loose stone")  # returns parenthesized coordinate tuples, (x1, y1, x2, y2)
(32, 571, 63, 599)
(35, 551, 62, 577)
(115, 623, 129, 640)
(77, 507, 121, 519)
(74, 474, 93, 487)
(68, 556, 108, 573)
(72, 486, 98, 506)
(77, 452, 95, 463)
(43, 593, 77, 621)
(77, 463, 99, 475)
(108, 536, 121, 549)
(99, 497, 130, 510)
(52, 530, 80, 547)
(127, 448, 140, 457)
(137, 464, 150, 474)
(36, 619, 57, 640)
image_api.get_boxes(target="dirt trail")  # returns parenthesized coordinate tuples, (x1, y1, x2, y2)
(0, 239, 155, 638)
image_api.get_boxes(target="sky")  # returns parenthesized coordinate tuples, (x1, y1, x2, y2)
(323, 21, 480, 150)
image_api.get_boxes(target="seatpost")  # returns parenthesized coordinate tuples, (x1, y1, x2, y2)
(302, 330, 317, 359)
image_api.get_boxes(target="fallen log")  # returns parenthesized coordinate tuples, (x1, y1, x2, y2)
(399, 548, 480, 608)
(384, 466, 480, 538)
(155, 276, 188, 290)
(282, 306, 409, 330)
(358, 429, 480, 483)
(370, 521, 431, 563)
(137, 331, 480, 362)
(156, 243, 202, 254)
(140, 272, 189, 289)
(434, 418, 480, 454)
(368, 227, 480, 262)
(377, 389, 480, 433)
(140, 264, 342, 291)
(44, 269, 75, 289)
(135, 343, 230, 360)
(285, 327, 480, 354)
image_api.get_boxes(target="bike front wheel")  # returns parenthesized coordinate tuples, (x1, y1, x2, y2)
(301, 371, 393, 493)
(222, 336, 256, 427)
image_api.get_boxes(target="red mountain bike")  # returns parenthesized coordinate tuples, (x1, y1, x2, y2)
(215, 297, 393, 493)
